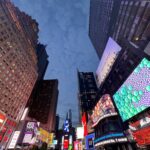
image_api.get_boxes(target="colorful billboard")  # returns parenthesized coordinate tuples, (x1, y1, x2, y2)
(113, 58, 150, 122)
(91, 94, 117, 126)
(0, 118, 17, 149)
(22, 121, 38, 144)
(63, 119, 70, 132)
(39, 128, 49, 143)
(0, 112, 6, 129)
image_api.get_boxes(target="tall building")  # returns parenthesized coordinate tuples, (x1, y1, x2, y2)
(0, 0, 39, 148)
(29, 80, 59, 132)
(89, 0, 121, 58)
(0, 0, 38, 121)
(27, 43, 49, 107)
(113, 0, 150, 50)
(78, 72, 98, 117)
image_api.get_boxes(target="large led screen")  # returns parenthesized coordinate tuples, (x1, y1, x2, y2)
(91, 94, 116, 126)
(113, 58, 150, 122)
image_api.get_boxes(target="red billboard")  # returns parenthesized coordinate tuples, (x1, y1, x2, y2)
(132, 126, 150, 146)
(81, 113, 87, 136)
(0, 112, 6, 128)
(64, 139, 69, 149)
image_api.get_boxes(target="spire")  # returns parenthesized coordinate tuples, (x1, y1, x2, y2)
(66, 112, 68, 120)
(69, 109, 72, 122)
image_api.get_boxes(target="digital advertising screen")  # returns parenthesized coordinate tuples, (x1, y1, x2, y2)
(22, 121, 38, 144)
(91, 94, 117, 126)
(76, 127, 84, 139)
(85, 133, 95, 149)
(0, 112, 6, 127)
(113, 58, 150, 122)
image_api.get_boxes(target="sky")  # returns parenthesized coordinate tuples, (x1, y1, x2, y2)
(12, 0, 99, 127)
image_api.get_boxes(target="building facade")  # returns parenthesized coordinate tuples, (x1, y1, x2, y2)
(112, 0, 150, 50)
(29, 80, 59, 132)
(27, 43, 49, 107)
(89, 0, 121, 58)
(78, 72, 98, 118)
(0, 0, 38, 122)
(0, 0, 40, 148)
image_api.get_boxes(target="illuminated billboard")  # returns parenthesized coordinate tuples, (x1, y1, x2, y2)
(76, 127, 84, 139)
(63, 119, 69, 132)
(0, 112, 6, 128)
(91, 94, 117, 126)
(85, 133, 95, 149)
(96, 37, 121, 86)
(113, 58, 150, 122)
(132, 126, 150, 146)
(22, 121, 38, 144)
(8, 131, 20, 149)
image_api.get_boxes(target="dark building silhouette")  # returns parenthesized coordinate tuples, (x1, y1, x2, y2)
(27, 43, 49, 107)
(78, 72, 98, 119)
(89, 0, 121, 58)
(36, 44, 49, 80)
(112, 0, 150, 50)
(55, 115, 60, 138)
(29, 80, 59, 132)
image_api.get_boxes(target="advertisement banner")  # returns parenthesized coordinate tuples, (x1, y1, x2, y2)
(92, 94, 117, 126)
(22, 121, 38, 144)
(113, 58, 150, 122)
(39, 128, 49, 143)
(132, 126, 150, 146)
(48, 133, 54, 145)
(0, 112, 6, 129)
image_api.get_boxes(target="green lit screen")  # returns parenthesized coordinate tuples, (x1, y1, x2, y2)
(113, 58, 150, 122)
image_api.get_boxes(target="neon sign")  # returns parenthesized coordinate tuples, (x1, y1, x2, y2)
(64, 120, 69, 132)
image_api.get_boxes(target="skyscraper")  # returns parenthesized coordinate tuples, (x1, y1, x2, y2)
(27, 43, 49, 107)
(0, 0, 39, 148)
(78, 72, 98, 117)
(29, 80, 59, 132)
(89, 0, 121, 58)
(112, 0, 150, 50)
(0, 0, 38, 121)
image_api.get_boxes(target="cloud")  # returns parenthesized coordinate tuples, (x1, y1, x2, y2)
(12, 0, 99, 127)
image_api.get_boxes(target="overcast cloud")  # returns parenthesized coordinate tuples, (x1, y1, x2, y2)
(12, 0, 99, 127)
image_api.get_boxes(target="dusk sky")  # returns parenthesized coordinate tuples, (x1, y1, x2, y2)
(12, 0, 99, 127)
